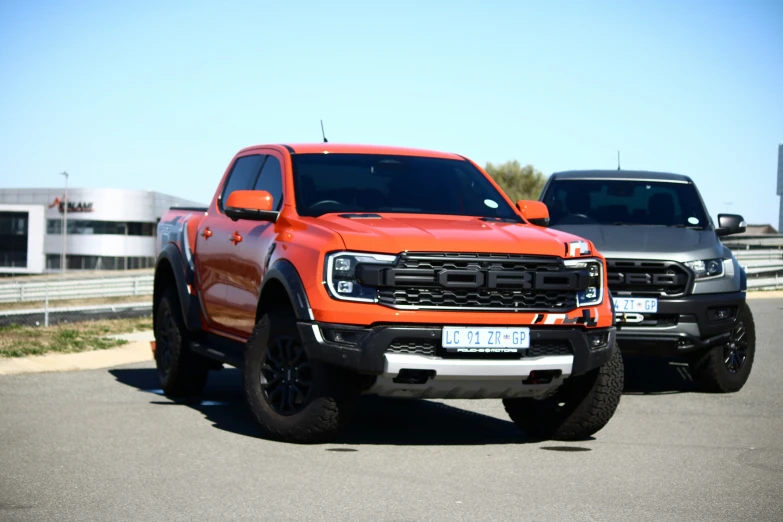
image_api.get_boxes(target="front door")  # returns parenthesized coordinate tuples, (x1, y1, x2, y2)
(194, 153, 265, 332)
(220, 151, 285, 337)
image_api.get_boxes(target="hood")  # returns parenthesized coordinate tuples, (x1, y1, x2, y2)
(550, 224, 723, 261)
(312, 214, 588, 257)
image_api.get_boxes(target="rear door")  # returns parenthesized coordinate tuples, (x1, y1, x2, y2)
(194, 153, 264, 331)
(220, 151, 285, 337)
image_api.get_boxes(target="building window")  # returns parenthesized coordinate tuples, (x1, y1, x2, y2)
(46, 255, 155, 271)
(47, 220, 156, 236)
(0, 211, 29, 268)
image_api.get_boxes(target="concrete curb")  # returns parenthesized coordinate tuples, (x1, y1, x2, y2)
(0, 335, 154, 376)
(747, 290, 783, 300)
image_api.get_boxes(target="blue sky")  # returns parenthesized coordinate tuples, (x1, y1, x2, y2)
(1, 0, 781, 225)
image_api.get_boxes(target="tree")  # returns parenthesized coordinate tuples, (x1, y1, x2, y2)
(484, 160, 547, 202)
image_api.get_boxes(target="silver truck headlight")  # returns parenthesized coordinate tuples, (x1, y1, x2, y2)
(684, 258, 724, 280)
(565, 258, 604, 307)
(324, 252, 396, 302)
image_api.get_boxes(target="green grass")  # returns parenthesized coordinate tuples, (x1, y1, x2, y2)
(0, 317, 152, 358)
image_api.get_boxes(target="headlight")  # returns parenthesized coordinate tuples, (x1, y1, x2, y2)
(324, 252, 397, 302)
(564, 258, 604, 307)
(684, 259, 724, 280)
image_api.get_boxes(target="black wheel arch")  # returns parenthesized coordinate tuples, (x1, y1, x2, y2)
(257, 259, 313, 323)
(154, 244, 202, 333)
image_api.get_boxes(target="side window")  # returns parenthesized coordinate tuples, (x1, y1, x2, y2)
(253, 155, 284, 210)
(220, 155, 264, 210)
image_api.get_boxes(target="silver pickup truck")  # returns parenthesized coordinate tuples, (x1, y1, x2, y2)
(540, 169, 754, 393)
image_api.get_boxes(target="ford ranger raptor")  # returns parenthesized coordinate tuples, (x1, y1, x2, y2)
(541, 169, 754, 392)
(153, 144, 623, 443)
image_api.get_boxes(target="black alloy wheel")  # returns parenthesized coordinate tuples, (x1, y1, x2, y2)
(724, 320, 748, 374)
(261, 335, 314, 416)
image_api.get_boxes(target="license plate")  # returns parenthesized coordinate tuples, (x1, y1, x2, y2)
(613, 297, 658, 313)
(442, 327, 530, 353)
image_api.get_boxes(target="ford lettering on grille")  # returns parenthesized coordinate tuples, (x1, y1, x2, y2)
(606, 259, 691, 297)
(358, 252, 584, 311)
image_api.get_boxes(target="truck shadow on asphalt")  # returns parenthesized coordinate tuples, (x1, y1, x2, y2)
(109, 358, 694, 445)
(621, 355, 700, 394)
(109, 367, 558, 446)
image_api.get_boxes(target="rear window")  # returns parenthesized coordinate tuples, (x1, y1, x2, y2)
(543, 179, 709, 228)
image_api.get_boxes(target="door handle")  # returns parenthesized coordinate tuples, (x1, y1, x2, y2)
(201, 227, 212, 239)
(229, 232, 242, 245)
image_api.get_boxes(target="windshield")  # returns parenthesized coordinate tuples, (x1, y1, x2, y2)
(543, 179, 709, 228)
(292, 153, 521, 220)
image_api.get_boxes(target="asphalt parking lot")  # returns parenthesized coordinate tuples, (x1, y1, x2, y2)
(1, 298, 781, 522)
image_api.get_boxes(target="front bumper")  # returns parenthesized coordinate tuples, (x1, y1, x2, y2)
(615, 291, 745, 355)
(297, 321, 616, 380)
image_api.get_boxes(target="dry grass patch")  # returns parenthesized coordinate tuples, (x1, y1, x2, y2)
(0, 295, 152, 312)
(0, 317, 152, 358)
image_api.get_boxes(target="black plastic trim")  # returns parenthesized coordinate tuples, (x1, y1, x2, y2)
(616, 291, 745, 354)
(154, 244, 202, 332)
(260, 259, 312, 321)
(280, 144, 296, 154)
(297, 322, 616, 377)
(191, 334, 245, 368)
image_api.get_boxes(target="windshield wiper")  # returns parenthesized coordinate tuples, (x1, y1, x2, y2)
(480, 216, 520, 224)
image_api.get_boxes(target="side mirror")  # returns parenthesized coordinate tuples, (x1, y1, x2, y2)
(516, 200, 550, 226)
(716, 213, 746, 237)
(224, 190, 278, 222)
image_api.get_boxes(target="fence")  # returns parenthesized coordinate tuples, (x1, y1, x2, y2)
(0, 273, 154, 327)
(731, 236, 783, 290)
(0, 274, 153, 304)
(0, 240, 781, 328)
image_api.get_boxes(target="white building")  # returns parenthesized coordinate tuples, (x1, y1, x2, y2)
(0, 188, 203, 275)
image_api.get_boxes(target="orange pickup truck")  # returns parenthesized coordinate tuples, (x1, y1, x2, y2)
(153, 143, 623, 443)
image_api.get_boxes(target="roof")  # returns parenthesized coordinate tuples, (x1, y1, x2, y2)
(550, 169, 693, 183)
(239, 143, 464, 160)
(739, 224, 779, 235)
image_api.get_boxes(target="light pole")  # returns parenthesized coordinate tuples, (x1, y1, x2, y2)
(60, 172, 69, 274)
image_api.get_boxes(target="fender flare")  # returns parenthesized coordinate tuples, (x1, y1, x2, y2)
(740, 265, 747, 292)
(154, 244, 202, 332)
(259, 259, 314, 322)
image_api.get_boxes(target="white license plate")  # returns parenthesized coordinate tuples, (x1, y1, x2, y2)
(613, 297, 658, 313)
(442, 327, 530, 352)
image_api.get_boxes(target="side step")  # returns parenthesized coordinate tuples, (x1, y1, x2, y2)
(190, 335, 244, 368)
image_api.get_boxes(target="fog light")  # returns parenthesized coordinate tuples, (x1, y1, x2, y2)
(715, 308, 729, 319)
(588, 332, 608, 350)
(585, 287, 597, 299)
(337, 281, 354, 293)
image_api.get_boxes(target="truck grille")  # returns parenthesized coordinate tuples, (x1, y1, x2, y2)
(371, 253, 580, 311)
(606, 259, 691, 297)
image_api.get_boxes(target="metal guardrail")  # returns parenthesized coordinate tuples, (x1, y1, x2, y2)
(0, 241, 779, 310)
(0, 275, 153, 304)
(723, 235, 783, 248)
(730, 237, 783, 290)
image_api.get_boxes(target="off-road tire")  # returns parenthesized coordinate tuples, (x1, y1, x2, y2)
(243, 313, 360, 443)
(503, 345, 624, 441)
(154, 287, 210, 397)
(689, 301, 755, 393)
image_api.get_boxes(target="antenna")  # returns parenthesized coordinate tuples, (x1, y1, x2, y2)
(320, 120, 328, 143)
(617, 151, 621, 170)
